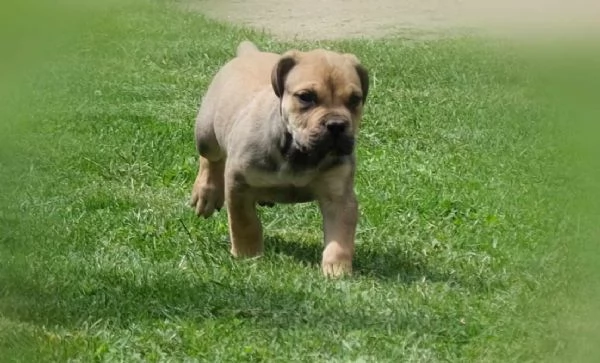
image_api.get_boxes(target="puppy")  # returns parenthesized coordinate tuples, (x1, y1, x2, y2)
(190, 41, 368, 276)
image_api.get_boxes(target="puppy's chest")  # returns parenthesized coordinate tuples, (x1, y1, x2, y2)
(244, 151, 349, 189)
(243, 166, 317, 204)
(244, 164, 317, 188)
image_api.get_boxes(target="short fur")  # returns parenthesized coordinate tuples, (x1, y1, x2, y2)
(190, 41, 369, 276)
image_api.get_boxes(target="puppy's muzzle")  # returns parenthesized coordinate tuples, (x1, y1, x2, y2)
(325, 119, 348, 137)
(319, 118, 354, 156)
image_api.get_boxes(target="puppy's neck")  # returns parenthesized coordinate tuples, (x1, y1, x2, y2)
(281, 130, 293, 156)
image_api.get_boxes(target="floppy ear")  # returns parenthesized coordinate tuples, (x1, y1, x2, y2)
(355, 63, 369, 104)
(344, 53, 369, 104)
(271, 51, 298, 98)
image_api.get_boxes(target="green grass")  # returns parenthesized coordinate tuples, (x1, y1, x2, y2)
(0, 1, 594, 361)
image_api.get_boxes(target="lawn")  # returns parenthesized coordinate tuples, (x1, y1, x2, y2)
(0, 1, 596, 362)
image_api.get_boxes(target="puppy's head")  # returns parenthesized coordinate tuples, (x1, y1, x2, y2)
(271, 49, 369, 160)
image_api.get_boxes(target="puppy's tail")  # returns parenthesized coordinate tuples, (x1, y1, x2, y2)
(236, 41, 259, 57)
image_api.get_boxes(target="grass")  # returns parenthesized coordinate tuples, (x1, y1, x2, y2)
(0, 1, 595, 361)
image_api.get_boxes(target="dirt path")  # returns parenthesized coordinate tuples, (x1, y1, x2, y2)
(183, 0, 599, 40)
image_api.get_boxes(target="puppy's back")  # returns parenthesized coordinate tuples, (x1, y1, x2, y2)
(213, 42, 279, 92)
(236, 41, 259, 57)
(196, 42, 281, 148)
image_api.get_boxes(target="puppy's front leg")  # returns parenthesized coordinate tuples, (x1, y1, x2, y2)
(225, 172, 263, 258)
(319, 188, 358, 277)
(190, 156, 225, 218)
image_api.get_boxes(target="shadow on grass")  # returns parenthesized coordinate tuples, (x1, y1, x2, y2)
(1, 237, 462, 333)
(265, 236, 458, 284)
(1, 267, 436, 333)
(1, 232, 459, 333)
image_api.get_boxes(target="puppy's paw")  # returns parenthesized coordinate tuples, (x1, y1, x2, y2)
(322, 242, 353, 277)
(322, 260, 352, 277)
(190, 182, 224, 218)
(230, 245, 263, 258)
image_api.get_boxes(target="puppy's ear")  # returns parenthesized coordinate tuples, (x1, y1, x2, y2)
(344, 54, 369, 104)
(355, 64, 369, 104)
(271, 51, 298, 98)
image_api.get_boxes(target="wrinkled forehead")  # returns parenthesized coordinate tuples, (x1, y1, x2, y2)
(286, 53, 362, 97)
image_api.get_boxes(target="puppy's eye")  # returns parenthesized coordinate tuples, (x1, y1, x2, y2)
(296, 91, 317, 106)
(348, 94, 362, 108)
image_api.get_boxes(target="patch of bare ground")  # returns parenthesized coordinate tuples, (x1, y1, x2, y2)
(181, 0, 600, 40)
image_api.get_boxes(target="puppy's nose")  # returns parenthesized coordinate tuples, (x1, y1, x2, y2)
(325, 119, 348, 136)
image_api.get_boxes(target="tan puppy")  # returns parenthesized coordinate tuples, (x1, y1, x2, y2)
(190, 41, 368, 276)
